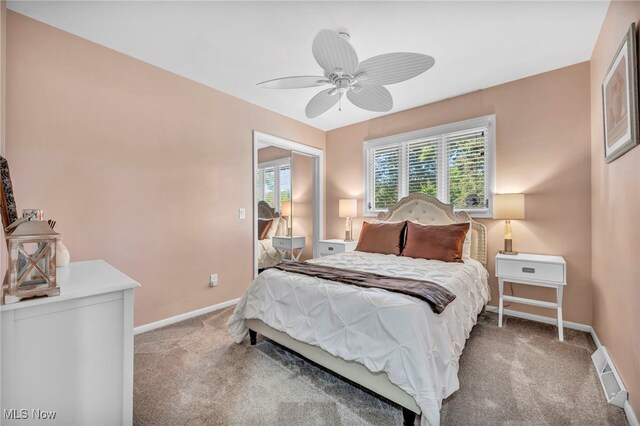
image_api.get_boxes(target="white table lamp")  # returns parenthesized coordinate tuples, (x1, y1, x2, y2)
(338, 199, 357, 241)
(493, 194, 525, 255)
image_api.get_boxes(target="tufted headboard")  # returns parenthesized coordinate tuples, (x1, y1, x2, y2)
(376, 193, 488, 267)
(258, 200, 279, 219)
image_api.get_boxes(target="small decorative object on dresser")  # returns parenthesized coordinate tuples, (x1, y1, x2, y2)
(318, 239, 357, 257)
(338, 199, 357, 241)
(3, 217, 60, 304)
(273, 235, 305, 261)
(493, 193, 525, 255)
(56, 239, 71, 267)
(0, 156, 19, 229)
(495, 252, 567, 341)
(602, 23, 639, 163)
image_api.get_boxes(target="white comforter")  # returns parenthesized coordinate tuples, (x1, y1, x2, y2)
(257, 238, 283, 270)
(228, 251, 489, 425)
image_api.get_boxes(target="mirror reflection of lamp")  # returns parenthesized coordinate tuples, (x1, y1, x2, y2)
(338, 199, 358, 242)
(281, 201, 292, 236)
(492, 194, 525, 255)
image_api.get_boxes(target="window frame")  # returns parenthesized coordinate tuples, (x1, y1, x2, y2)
(257, 156, 291, 212)
(363, 115, 496, 218)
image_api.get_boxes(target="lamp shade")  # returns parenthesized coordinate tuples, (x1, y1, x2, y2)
(493, 194, 525, 220)
(281, 201, 291, 217)
(338, 199, 357, 218)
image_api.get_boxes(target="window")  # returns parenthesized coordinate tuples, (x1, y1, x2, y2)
(364, 115, 495, 217)
(256, 157, 291, 211)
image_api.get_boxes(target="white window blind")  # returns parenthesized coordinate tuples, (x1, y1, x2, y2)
(371, 145, 400, 209)
(256, 157, 291, 211)
(364, 116, 494, 217)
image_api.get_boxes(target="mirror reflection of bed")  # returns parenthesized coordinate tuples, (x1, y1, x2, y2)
(256, 145, 291, 272)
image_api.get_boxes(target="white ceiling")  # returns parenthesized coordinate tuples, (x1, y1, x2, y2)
(8, 1, 610, 131)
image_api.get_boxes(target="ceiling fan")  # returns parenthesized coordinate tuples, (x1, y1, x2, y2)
(256, 29, 435, 119)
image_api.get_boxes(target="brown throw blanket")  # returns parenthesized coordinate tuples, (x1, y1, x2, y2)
(271, 261, 456, 314)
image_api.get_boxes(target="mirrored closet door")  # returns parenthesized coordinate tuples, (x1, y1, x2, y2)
(254, 132, 323, 277)
(256, 145, 292, 273)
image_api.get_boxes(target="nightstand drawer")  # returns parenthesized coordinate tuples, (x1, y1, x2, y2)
(273, 236, 305, 250)
(496, 258, 564, 284)
(319, 242, 346, 256)
(318, 240, 357, 257)
(273, 238, 290, 249)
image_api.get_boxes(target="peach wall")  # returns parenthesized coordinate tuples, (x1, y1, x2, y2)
(257, 146, 289, 164)
(5, 11, 325, 326)
(590, 0, 640, 415)
(326, 62, 593, 325)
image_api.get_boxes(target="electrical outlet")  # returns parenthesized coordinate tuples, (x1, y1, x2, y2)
(239, 208, 246, 219)
(209, 274, 218, 287)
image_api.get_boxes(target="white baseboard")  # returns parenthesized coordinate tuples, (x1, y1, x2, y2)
(134, 298, 239, 335)
(625, 401, 640, 426)
(484, 305, 591, 332)
(485, 305, 638, 425)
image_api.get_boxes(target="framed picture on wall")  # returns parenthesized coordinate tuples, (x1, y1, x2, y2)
(602, 23, 639, 163)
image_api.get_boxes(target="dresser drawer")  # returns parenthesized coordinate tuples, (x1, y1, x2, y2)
(496, 258, 565, 284)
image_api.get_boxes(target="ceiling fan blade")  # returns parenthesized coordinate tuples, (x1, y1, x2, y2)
(347, 86, 393, 112)
(312, 29, 359, 76)
(356, 53, 435, 86)
(256, 76, 329, 89)
(305, 88, 340, 118)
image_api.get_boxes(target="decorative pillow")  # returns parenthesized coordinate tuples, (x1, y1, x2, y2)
(402, 222, 470, 263)
(257, 219, 273, 240)
(355, 221, 407, 255)
(273, 217, 287, 237)
(462, 224, 472, 259)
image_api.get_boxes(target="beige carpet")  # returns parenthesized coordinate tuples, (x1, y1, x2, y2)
(134, 307, 628, 425)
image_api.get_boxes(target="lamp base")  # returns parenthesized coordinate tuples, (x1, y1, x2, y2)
(500, 238, 518, 255)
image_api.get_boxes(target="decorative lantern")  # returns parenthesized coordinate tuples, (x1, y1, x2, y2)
(3, 219, 60, 304)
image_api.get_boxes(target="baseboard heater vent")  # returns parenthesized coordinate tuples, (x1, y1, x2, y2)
(592, 346, 627, 408)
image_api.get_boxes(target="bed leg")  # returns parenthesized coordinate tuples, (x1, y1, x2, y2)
(402, 408, 416, 426)
(249, 330, 257, 346)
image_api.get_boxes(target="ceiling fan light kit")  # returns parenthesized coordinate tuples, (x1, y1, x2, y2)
(256, 29, 435, 118)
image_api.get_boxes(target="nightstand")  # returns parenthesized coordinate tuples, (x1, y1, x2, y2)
(495, 253, 567, 341)
(273, 236, 305, 261)
(318, 239, 357, 257)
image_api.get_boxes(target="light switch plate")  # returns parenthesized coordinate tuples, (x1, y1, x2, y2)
(239, 208, 246, 219)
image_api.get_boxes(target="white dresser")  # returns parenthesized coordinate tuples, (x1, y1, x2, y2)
(1, 260, 140, 425)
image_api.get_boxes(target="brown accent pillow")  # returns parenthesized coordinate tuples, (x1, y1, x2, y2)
(355, 221, 407, 255)
(402, 222, 470, 263)
(257, 219, 273, 240)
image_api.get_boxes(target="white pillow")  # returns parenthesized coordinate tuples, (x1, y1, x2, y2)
(462, 224, 472, 259)
(266, 218, 279, 239)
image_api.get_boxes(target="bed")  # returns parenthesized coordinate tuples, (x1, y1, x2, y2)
(231, 194, 489, 425)
(257, 200, 287, 270)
